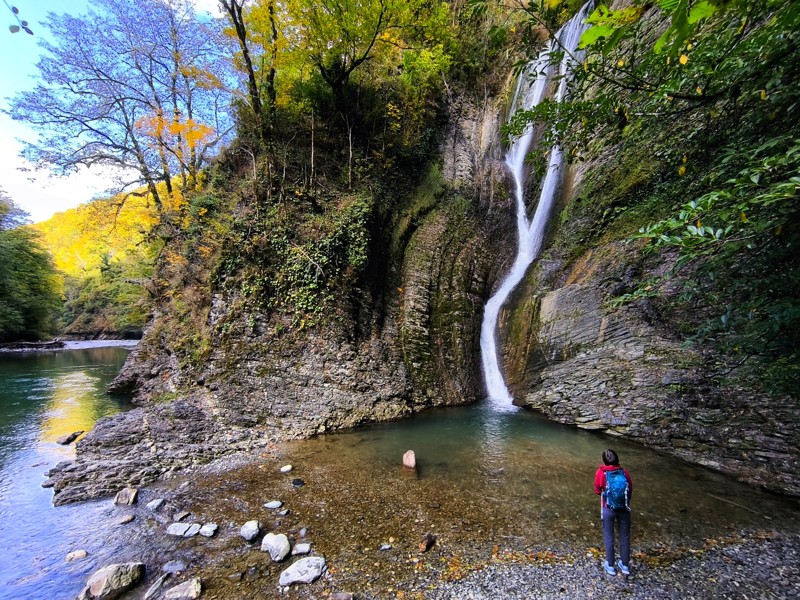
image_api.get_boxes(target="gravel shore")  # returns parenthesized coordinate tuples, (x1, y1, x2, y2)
(421, 531, 800, 600)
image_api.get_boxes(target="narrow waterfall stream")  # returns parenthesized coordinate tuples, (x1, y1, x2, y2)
(480, 3, 593, 407)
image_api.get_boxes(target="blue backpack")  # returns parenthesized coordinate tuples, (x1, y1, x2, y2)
(604, 468, 629, 510)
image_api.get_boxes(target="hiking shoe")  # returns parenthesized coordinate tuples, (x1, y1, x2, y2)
(617, 560, 630, 575)
(604, 561, 616, 575)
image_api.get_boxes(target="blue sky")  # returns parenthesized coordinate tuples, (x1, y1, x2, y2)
(0, 0, 221, 223)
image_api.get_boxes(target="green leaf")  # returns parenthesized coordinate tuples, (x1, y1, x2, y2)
(688, 1, 717, 25)
(579, 24, 615, 48)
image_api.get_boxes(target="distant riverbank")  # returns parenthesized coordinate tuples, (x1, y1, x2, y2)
(0, 339, 139, 353)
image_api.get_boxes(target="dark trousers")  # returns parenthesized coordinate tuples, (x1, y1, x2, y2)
(602, 506, 631, 566)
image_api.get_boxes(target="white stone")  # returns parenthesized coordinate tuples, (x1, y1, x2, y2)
(292, 542, 312, 555)
(183, 523, 201, 537)
(240, 520, 261, 542)
(402, 450, 416, 469)
(199, 523, 218, 537)
(163, 577, 202, 599)
(66, 550, 88, 562)
(167, 522, 192, 536)
(261, 532, 291, 562)
(146, 498, 165, 511)
(143, 573, 169, 600)
(280, 464, 293, 473)
(278, 556, 326, 586)
(264, 500, 283, 509)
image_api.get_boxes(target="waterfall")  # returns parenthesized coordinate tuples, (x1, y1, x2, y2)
(480, 4, 593, 409)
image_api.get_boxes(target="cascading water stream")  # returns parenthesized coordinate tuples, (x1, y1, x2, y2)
(480, 3, 593, 409)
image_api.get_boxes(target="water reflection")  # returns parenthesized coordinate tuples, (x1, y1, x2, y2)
(0, 344, 134, 599)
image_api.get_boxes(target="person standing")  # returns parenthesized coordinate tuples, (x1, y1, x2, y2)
(593, 448, 633, 575)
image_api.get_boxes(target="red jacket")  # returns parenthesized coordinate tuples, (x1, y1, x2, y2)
(594, 464, 633, 508)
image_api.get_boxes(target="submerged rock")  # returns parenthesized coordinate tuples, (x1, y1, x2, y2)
(77, 562, 144, 600)
(115, 514, 135, 525)
(146, 498, 165, 511)
(278, 556, 326, 586)
(56, 431, 84, 445)
(261, 532, 291, 562)
(162, 560, 187, 574)
(199, 523, 217, 537)
(264, 500, 283, 509)
(66, 550, 88, 562)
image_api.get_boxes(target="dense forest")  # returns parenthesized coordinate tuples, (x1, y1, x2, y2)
(2, 0, 798, 403)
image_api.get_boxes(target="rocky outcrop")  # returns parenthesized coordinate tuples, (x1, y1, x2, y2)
(43, 394, 269, 505)
(502, 241, 800, 496)
(47, 88, 512, 506)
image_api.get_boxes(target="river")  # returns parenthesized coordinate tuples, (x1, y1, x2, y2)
(1, 343, 798, 599)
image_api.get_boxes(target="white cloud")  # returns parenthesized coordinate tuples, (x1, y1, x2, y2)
(0, 116, 123, 223)
(190, 0, 224, 16)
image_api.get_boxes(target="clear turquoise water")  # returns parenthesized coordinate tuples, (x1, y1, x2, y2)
(0, 343, 136, 600)
(1, 344, 798, 599)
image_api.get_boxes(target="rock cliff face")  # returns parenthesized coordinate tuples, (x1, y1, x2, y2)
(49, 90, 509, 504)
(499, 190, 800, 497)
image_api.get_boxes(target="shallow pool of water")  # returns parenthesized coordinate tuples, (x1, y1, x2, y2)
(165, 404, 800, 597)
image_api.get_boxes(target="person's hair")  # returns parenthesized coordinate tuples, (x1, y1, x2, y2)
(602, 449, 619, 466)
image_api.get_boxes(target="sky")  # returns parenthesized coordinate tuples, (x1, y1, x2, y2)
(0, 0, 222, 223)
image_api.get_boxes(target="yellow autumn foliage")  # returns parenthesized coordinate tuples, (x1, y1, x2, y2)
(33, 192, 159, 278)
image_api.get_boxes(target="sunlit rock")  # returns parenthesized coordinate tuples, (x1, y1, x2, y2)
(402, 450, 416, 469)
(163, 577, 201, 599)
(261, 532, 291, 561)
(292, 542, 312, 555)
(77, 562, 144, 600)
(114, 487, 138, 505)
(240, 520, 261, 542)
(56, 431, 83, 445)
(278, 556, 326, 586)
(167, 522, 192, 536)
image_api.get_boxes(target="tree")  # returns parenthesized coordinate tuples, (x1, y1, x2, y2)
(219, 0, 273, 146)
(8, 0, 234, 213)
(0, 192, 60, 341)
(3, 0, 32, 34)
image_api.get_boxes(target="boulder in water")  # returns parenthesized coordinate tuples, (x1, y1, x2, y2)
(114, 487, 138, 506)
(77, 562, 144, 599)
(402, 450, 416, 469)
(66, 550, 88, 562)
